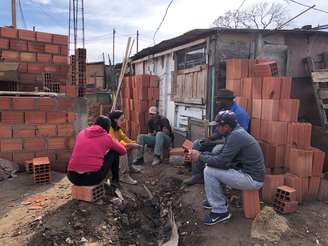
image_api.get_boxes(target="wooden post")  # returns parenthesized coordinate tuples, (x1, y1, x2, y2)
(12, 0, 16, 28)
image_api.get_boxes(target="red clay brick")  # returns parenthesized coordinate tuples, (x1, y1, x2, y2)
(35, 151, 56, 162)
(36, 32, 53, 42)
(287, 122, 312, 149)
(308, 177, 320, 200)
(39, 98, 57, 111)
(241, 78, 252, 98)
(0, 152, 13, 161)
(1, 139, 22, 152)
(71, 183, 105, 202)
(0, 125, 12, 138)
(67, 112, 76, 123)
(60, 45, 68, 56)
(28, 64, 44, 73)
(226, 79, 241, 96)
(278, 99, 300, 122)
(13, 126, 36, 138)
(284, 173, 303, 203)
(53, 55, 68, 64)
(13, 152, 35, 164)
(18, 29, 36, 41)
(57, 124, 74, 136)
(274, 200, 298, 214)
(37, 53, 52, 63)
(251, 77, 263, 99)
(250, 118, 261, 140)
(261, 142, 285, 168)
(271, 167, 288, 175)
(53, 34, 68, 45)
(311, 147, 325, 177)
(56, 150, 72, 162)
(243, 190, 260, 219)
(9, 39, 27, 51)
(226, 59, 249, 79)
(19, 73, 37, 82)
(262, 174, 285, 204)
(252, 99, 262, 119)
(262, 77, 281, 99)
(36, 125, 57, 137)
(280, 77, 292, 99)
(261, 120, 288, 145)
(65, 85, 77, 97)
(47, 112, 67, 124)
(276, 185, 297, 201)
(0, 97, 11, 109)
(0, 38, 9, 49)
(47, 137, 66, 150)
(12, 97, 35, 110)
(301, 177, 309, 201)
(25, 112, 46, 124)
(1, 112, 24, 124)
(18, 63, 28, 73)
(0, 27, 17, 38)
(28, 41, 45, 52)
(261, 99, 279, 120)
(57, 98, 74, 111)
(67, 137, 75, 149)
(288, 148, 313, 177)
(24, 138, 46, 151)
(1, 50, 19, 61)
(45, 44, 60, 54)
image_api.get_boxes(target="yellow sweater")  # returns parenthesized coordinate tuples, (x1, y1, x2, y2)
(109, 127, 135, 146)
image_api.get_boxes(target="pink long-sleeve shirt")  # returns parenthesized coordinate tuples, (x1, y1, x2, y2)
(67, 125, 127, 172)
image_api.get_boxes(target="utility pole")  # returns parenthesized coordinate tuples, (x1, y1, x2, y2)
(81, 0, 85, 48)
(12, 0, 16, 28)
(136, 30, 139, 53)
(112, 28, 116, 65)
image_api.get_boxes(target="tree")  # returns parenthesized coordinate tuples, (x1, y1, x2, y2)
(213, 2, 290, 29)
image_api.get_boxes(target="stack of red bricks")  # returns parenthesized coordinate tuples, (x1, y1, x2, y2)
(69, 48, 86, 97)
(0, 96, 77, 171)
(121, 75, 160, 139)
(0, 27, 68, 92)
(225, 58, 326, 205)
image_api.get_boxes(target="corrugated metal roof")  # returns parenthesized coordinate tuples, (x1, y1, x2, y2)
(132, 27, 328, 61)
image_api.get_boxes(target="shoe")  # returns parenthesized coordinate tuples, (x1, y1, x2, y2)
(202, 200, 212, 209)
(152, 156, 161, 166)
(130, 165, 141, 173)
(132, 157, 144, 166)
(183, 176, 204, 186)
(111, 179, 121, 188)
(120, 174, 137, 185)
(203, 212, 231, 225)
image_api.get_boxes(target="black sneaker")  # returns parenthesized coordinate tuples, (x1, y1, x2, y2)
(203, 212, 231, 225)
(132, 157, 144, 166)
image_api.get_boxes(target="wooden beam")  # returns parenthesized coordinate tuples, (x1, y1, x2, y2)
(12, 0, 16, 28)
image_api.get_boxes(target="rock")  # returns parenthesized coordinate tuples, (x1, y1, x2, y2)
(0, 158, 18, 181)
(251, 206, 289, 242)
(80, 237, 88, 243)
(65, 237, 73, 244)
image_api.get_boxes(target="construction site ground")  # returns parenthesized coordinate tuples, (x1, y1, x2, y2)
(1, 152, 328, 246)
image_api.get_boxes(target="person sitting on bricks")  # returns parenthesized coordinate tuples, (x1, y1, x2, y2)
(133, 106, 173, 166)
(108, 110, 142, 185)
(187, 111, 264, 225)
(183, 89, 250, 186)
(67, 115, 127, 188)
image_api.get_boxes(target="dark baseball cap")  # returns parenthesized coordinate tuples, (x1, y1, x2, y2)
(216, 89, 235, 99)
(209, 110, 237, 128)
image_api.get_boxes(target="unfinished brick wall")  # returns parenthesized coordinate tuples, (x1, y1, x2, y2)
(121, 75, 159, 139)
(0, 27, 68, 92)
(226, 58, 326, 204)
(0, 96, 79, 171)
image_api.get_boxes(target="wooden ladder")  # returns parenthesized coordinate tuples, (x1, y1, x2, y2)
(311, 70, 328, 128)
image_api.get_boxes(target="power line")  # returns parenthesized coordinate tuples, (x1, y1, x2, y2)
(287, 0, 328, 14)
(153, 0, 174, 44)
(18, 0, 27, 28)
(236, 0, 247, 12)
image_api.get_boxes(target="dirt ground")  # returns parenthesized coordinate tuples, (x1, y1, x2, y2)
(1, 153, 328, 246)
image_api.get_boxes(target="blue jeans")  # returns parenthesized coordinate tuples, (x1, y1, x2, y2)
(192, 139, 223, 179)
(136, 132, 171, 158)
(204, 167, 263, 213)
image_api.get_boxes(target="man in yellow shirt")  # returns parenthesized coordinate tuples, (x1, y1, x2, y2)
(108, 110, 142, 185)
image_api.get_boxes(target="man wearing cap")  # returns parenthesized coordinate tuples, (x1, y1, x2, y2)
(189, 111, 264, 225)
(133, 106, 173, 166)
(183, 89, 249, 186)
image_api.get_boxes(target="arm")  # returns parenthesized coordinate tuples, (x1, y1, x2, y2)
(108, 136, 127, 156)
(199, 132, 242, 169)
(118, 129, 136, 146)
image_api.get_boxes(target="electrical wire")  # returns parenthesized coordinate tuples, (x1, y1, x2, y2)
(153, 0, 174, 43)
(236, 0, 247, 12)
(286, 0, 328, 14)
(18, 0, 27, 28)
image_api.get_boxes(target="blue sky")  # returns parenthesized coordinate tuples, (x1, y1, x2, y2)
(1, 0, 328, 62)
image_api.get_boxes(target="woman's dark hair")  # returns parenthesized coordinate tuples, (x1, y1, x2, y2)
(108, 110, 124, 130)
(95, 115, 111, 132)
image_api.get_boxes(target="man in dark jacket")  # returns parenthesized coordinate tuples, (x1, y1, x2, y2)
(189, 111, 264, 225)
(133, 106, 173, 166)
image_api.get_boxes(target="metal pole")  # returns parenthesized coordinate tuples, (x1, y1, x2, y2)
(82, 0, 85, 48)
(112, 28, 116, 65)
(136, 30, 139, 53)
(73, 0, 77, 53)
(68, 0, 71, 54)
(12, 0, 16, 28)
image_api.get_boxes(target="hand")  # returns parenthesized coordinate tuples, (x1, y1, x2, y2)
(190, 150, 201, 161)
(126, 143, 142, 149)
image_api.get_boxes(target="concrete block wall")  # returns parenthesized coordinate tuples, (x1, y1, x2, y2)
(0, 95, 87, 172)
(0, 27, 68, 91)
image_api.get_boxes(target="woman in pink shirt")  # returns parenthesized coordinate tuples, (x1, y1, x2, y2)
(67, 115, 127, 187)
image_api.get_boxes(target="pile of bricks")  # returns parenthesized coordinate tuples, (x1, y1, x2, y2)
(121, 75, 160, 139)
(225, 58, 326, 205)
(0, 96, 77, 171)
(69, 48, 86, 97)
(0, 27, 68, 92)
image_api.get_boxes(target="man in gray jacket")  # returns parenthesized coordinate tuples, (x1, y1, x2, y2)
(189, 111, 264, 225)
